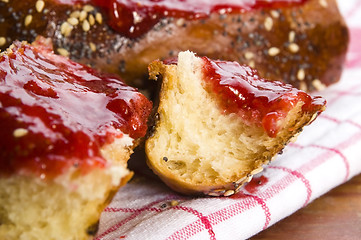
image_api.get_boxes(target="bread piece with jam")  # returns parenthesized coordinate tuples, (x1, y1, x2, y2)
(146, 51, 325, 196)
(0, 37, 152, 240)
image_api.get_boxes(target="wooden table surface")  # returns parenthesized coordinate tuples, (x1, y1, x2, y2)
(251, 174, 361, 240)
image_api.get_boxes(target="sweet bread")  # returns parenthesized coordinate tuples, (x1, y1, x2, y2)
(145, 51, 325, 196)
(0, 37, 152, 240)
(0, 0, 348, 91)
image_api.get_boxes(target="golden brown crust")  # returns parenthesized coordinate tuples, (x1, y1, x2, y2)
(0, 0, 348, 91)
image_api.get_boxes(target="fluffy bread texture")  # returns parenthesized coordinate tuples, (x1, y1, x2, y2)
(146, 51, 324, 196)
(0, 137, 134, 240)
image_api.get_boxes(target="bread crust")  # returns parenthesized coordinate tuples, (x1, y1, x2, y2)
(0, 0, 348, 91)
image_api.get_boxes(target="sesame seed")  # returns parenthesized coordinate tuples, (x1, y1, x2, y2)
(268, 47, 280, 56)
(271, 155, 277, 162)
(95, 12, 103, 24)
(312, 79, 326, 91)
(0, 37, 6, 47)
(264, 17, 273, 31)
(251, 167, 264, 175)
(249, 60, 255, 68)
(224, 190, 235, 197)
(176, 18, 185, 27)
(67, 17, 79, 26)
(89, 42, 96, 52)
(79, 10, 87, 22)
(170, 200, 179, 206)
(235, 185, 243, 192)
(246, 175, 253, 183)
(35, 0, 45, 13)
(60, 22, 73, 37)
(244, 51, 254, 60)
(208, 192, 221, 197)
(13, 128, 29, 138)
(211, 189, 226, 196)
(24, 15, 33, 27)
(57, 48, 69, 57)
(82, 19, 90, 32)
(297, 68, 305, 81)
(88, 14, 95, 25)
(70, 10, 80, 19)
(309, 112, 319, 124)
(319, 0, 328, 8)
(236, 176, 248, 184)
(288, 43, 299, 53)
(83, 4, 94, 12)
(132, 11, 142, 24)
(289, 31, 296, 42)
(299, 81, 308, 92)
(270, 10, 280, 18)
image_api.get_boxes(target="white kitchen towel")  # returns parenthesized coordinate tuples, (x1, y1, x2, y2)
(96, 1, 361, 239)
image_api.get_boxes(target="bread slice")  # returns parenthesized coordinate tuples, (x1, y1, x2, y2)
(0, 38, 152, 239)
(146, 51, 325, 196)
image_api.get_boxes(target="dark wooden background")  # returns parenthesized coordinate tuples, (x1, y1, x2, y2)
(251, 174, 361, 240)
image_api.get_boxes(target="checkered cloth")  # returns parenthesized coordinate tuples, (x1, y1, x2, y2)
(96, 1, 361, 239)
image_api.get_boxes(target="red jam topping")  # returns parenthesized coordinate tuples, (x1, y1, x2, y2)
(56, 0, 307, 38)
(201, 57, 325, 137)
(0, 39, 152, 179)
(244, 175, 269, 194)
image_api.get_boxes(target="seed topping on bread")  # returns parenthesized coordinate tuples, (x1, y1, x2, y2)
(0, 0, 347, 91)
(90, 0, 308, 38)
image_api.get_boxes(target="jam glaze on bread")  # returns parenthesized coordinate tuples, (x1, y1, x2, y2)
(0, 37, 152, 240)
(0, 0, 348, 92)
(146, 51, 325, 196)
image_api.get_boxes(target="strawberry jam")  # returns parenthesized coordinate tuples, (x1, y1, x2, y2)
(0, 39, 152, 179)
(57, 0, 307, 38)
(244, 175, 269, 194)
(201, 57, 325, 137)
